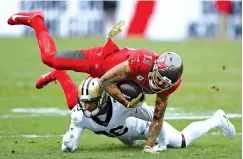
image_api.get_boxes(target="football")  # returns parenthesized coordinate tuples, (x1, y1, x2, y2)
(116, 80, 143, 101)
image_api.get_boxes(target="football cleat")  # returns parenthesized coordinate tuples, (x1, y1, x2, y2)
(36, 69, 57, 89)
(213, 109, 236, 139)
(7, 11, 44, 26)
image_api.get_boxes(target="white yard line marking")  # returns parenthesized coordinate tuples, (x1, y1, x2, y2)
(12, 108, 70, 115)
(0, 114, 66, 118)
(21, 134, 63, 138)
(0, 134, 62, 138)
(165, 114, 242, 120)
(0, 107, 241, 120)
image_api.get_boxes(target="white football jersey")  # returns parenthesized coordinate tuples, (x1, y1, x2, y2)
(64, 96, 183, 152)
(71, 96, 154, 139)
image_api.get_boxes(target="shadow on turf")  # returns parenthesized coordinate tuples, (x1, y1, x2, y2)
(76, 143, 144, 152)
(73, 142, 233, 153)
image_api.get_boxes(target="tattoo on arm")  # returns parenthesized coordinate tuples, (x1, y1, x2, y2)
(145, 95, 168, 147)
(99, 60, 131, 106)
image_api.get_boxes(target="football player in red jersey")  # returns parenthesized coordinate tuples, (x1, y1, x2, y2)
(7, 11, 183, 153)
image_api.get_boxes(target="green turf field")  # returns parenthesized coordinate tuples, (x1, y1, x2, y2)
(0, 37, 242, 159)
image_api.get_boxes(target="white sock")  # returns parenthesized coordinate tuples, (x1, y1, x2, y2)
(181, 117, 220, 147)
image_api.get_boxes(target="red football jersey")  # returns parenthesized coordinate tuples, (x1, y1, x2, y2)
(86, 39, 181, 96)
(127, 49, 182, 96)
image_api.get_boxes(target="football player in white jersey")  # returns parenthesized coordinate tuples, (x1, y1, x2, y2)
(61, 77, 235, 153)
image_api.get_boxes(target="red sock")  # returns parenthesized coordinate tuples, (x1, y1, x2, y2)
(55, 70, 78, 109)
(30, 17, 56, 67)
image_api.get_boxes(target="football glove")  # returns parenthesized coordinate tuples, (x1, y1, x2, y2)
(127, 93, 145, 108)
(107, 20, 125, 39)
(62, 131, 77, 152)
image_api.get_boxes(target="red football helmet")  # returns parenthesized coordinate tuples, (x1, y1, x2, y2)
(149, 52, 183, 91)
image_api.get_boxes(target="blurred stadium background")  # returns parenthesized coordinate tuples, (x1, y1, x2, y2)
(0, 0, 242, 159)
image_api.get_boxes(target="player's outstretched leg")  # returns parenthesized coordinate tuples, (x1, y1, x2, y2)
(36, 68, 78, 109)
(8, 11, 57, 67)
(8, 11, 105, 74)
(181, 109, 235, 147)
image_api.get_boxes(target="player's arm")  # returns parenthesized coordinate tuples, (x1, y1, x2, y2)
(62, 124, 84, 152)
(145, 94, 168, 147)
(62, 105, 85, 152)
(99, 60, 131, 107)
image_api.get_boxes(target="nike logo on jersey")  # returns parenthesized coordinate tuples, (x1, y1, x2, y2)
(12, 15, 29, 21)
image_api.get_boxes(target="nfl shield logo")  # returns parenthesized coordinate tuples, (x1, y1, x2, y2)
(137, 75, 144, 81)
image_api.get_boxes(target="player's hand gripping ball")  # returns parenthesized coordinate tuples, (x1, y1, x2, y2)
(117, 80, 145, 108)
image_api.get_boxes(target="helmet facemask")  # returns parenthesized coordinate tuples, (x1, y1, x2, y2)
(77, 93, 108, 118)
(149, 52, 183, 91)
(149, 63, 174, 91)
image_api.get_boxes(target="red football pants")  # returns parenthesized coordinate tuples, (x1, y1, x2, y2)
(30, 17, 103, 74)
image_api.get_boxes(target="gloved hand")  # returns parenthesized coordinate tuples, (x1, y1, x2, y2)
(62, 131, 77, 152)
(107, 20, 125, 39)
(127, 93, 144, 108)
